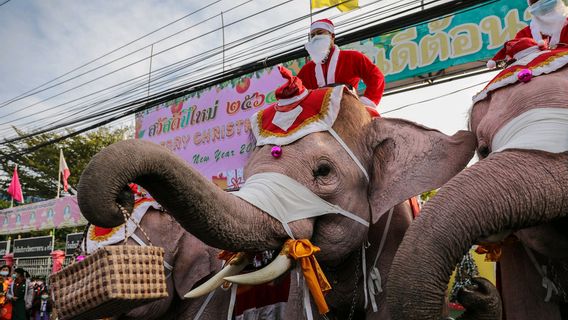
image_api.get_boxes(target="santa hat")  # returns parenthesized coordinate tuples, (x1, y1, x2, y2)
(487, 37, 545, 69)
(310, 18, 335, 34)
(274, 65, 309, 110)
(474, 47, 568, 103)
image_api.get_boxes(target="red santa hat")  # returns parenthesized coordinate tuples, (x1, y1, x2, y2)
(310, 18, 335, 34)
(274, 65, 309, 110)
(251, 66, 346, 146)
(487, 37, 545, 69)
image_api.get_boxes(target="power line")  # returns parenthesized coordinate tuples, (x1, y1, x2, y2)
(1, 0, 486, 151)
(0, 0, 228, 108)
(0, 0, 10, 7)
(382, 80, 488, 114)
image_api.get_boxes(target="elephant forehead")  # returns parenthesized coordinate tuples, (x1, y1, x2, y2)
(245, 132, 352, 176)
(472, 70, 568, 144)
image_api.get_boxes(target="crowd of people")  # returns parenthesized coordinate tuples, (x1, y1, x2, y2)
(0, 266, 52, 320)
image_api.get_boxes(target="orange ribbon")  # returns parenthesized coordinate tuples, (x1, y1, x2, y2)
(475, 244, 502, 262)
(476, 235, 519, 262)
(286, 239, 332, 314)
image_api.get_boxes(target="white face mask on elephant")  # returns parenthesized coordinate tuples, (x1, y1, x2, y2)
(232, 172, 368, 239)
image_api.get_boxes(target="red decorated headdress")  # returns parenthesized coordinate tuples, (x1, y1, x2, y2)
(487, 37, 546, 69)
(274, 65, 308, 110)
(251, 66, 344, 146)
(474, 47, 568, 103)
(311, 18, 335, 34)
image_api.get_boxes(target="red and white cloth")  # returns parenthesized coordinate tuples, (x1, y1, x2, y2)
(473, 48, 568, 103)
(297, 45, 385, 108)
(86, 198, 160, 253)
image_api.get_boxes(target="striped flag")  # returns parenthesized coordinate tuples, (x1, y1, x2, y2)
(59, 149, 71, 192)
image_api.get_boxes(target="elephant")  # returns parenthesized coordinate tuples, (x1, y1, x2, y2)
(386, 48, 568, 319)
(82, 204, 232, 320)
(76, 83, 476, 319)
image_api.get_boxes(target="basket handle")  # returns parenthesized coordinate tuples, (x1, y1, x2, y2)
(117, 203, 153, 246)
(71, 223, 90, 261)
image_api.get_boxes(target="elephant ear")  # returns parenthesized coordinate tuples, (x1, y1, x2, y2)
(367, 117, 476, 223)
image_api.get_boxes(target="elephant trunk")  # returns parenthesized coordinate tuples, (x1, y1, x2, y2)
(386, 150, 568, 320)
(78, 140, 307, 251)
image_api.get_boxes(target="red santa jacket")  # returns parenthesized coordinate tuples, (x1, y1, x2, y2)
(297, 46, 385, 107)
(515, 18, 568, 45)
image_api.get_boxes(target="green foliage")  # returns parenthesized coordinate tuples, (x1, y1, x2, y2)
(420, 189, 438, 203)
(0, 126, 132, 201)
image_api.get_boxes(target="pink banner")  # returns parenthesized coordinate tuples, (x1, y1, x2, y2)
(135, 65, 288, 190)
(0, 196, 86, 235)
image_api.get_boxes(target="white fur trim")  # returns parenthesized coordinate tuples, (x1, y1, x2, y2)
(327, 45, 339, 84)
(277, 89, 308, 106)
(311, 21, 334, 34)
(315, 45, 340, 87)
(359, 96, 377, 108)
(473, 51, 568, 104)
(486, 60, 497, 69)
(513, 46, 541, 61)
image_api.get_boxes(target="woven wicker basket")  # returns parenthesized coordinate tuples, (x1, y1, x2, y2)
(50, 245, 168, 320)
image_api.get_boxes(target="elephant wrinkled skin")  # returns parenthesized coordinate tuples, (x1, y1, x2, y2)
(387, 61, 568, 319)
(77, 90, 475, 319)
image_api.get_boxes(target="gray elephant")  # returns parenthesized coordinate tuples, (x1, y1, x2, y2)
(76, 73, 475, 319)
(386, 46, 568, 319)
(81, 203, 231, 320)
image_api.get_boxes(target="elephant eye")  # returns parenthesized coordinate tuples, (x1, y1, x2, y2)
(477, 145, 490, 159)
(313, 163, 331, 178)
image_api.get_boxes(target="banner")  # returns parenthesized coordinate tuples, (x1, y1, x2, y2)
(345, 0, 529, 87)
(136, 65, 288, 190)
(135, 0, 530, 184)
(13, 236, 54, 258)
(65, 232, 84, 256)
(0, 196, 87, 235)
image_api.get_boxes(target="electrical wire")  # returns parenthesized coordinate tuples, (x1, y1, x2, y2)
(0, 0, 481, 152)
(0, 0, 228, 108)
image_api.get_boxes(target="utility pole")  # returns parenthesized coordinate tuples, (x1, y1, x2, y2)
(147, 44, 154, 97)
(221, 12, 225, 73)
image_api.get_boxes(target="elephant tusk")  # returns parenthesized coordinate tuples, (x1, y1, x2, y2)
(223, 250, 293, 285)
(183, 252, 249, 299)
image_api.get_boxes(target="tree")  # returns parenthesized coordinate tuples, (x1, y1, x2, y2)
(0, 126, 132, 202)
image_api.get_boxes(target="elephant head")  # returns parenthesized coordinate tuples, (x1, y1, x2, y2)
(387, 47, 568, 319)
(77, 70, 475, 318)
(83, 202, 230, 320)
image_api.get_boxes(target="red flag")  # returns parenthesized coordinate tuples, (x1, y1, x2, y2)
(7, 165, 23, 203)
(59, 149, 71, 192)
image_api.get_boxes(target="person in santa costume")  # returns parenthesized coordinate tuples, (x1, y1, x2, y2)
(486, 37, 547, 69)
(515, 0, 568, 48)
(297, 18, 385, 109)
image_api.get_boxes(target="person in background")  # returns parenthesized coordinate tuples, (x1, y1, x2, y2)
(8, 268, 26, 320)
(0, 266, 12, 320)
(517, 0, 568, 48)
(297, 18, 385, 110)
(30, 287, 50, 320)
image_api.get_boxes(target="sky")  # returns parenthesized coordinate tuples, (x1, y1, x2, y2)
(0, 0, 499, 148)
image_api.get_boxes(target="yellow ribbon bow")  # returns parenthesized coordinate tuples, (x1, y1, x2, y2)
(286, 239, 332, 314)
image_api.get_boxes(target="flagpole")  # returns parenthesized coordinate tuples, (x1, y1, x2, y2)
(309, 0, 313, 25)
(10, 164, 17, 207)
(57, 149, 62, 199)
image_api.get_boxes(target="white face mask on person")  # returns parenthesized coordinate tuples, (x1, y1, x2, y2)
(305, 34, 332, 64)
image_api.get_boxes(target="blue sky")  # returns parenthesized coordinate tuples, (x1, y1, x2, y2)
(0, 0, 498, 143)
